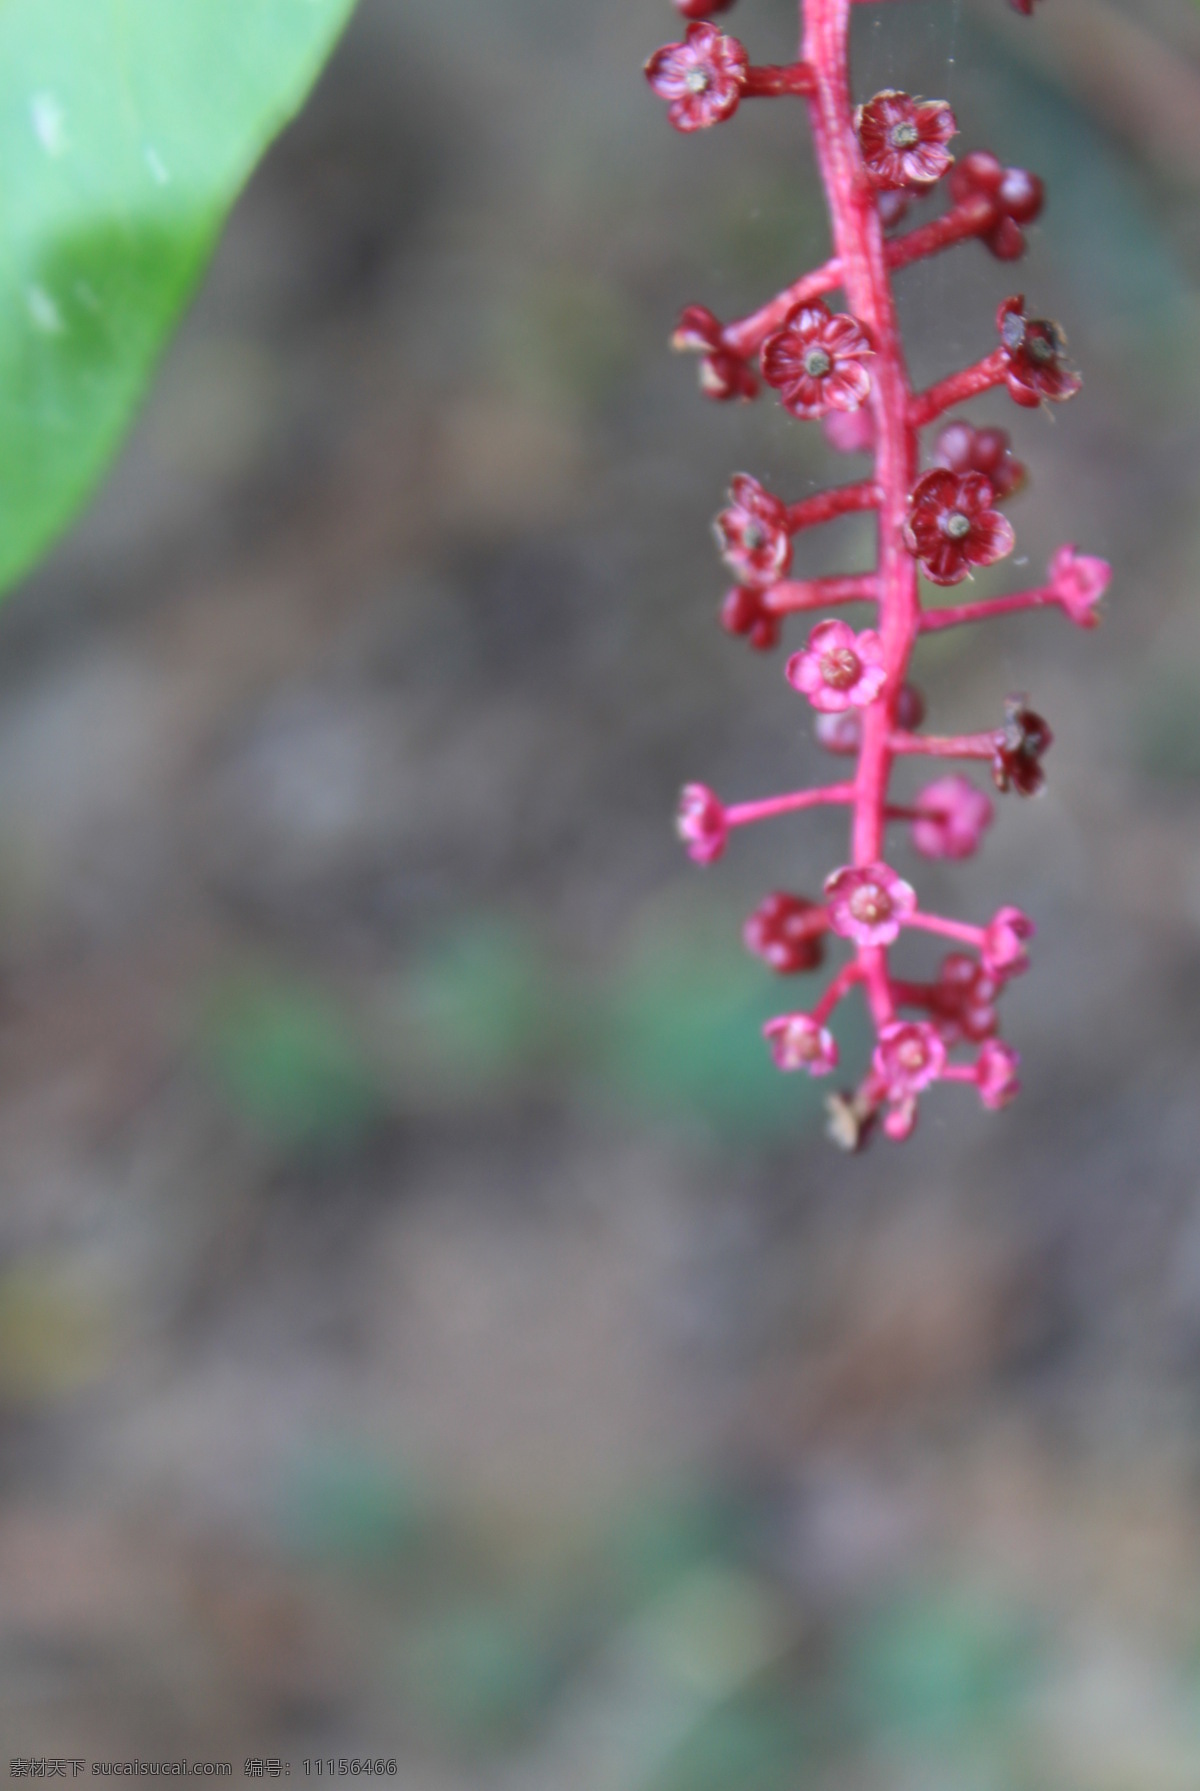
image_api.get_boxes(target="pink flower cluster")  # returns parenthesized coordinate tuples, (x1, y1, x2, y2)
(648, 0, 1109, 1147)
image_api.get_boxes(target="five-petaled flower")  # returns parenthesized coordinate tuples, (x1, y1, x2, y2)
(761, 300, 874, 420)
(763, 1012, 839, 1075)
(976, 1038, 1022, 1108)
(993, 696, 1053, 795)
(934, 420, 1025, 500)
(1048, 544, 1110, 628)
(856, 90, 957, 190)
(874, 1020, 946, 1097)
(744, 891, 827, 974)
(676, 783, 727, 863)
(997, 295, 1082, 408)
(715, 475, 792, 587)
(904, 468, 1015, 586)
(911, 774, 994, 860)
(645, 23, 748, 133)
(787, 619, 887, 711)
(825, 862, 916, 947)
(981, 905, 1035, 976)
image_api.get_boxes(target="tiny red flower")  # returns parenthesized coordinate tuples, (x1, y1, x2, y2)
(824, 862, 916, 947)
(929, 952, 1003, 1045)
(934, 421, 1025, 501)
(763, 1012, 839, 1075)
(1048, 544, 1110, 628)
(904, 469, 1015, 587)
(992, 695, 1052, 795)
(976, 1039, 1022, 1109)
(676, 783, 727, 863)
(670, 307, 757, 403)
(911, 774, 994, 861)
(949, 153, 1044, 260)
(874, 1020, 946, 1098)
(721, 586, 781, 652)
(1007, 0, 1041, 15)
(981, 905, 1035, 977)
(855, 90, 957, 191)
(786, 619, 886, 712)
(715, 475, 792, 587)
(646, 23, 748, 133)
(673, 0, 736, 18)
(997, 296, 1082, 408)
(761, 301, 874, 420)
(744, 892, 828, 974)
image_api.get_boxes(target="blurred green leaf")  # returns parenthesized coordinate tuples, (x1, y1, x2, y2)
(0, 0, 356, 597)
(844, 1587, 1035, 1744)
(647, 1698, 814, 1791)
(404, 1603, 555, 1741)
(277, 1442, 430, 1567)
(396, 917, 561, 1090)
(603, 1486, 751, 1606)
(201, 976, 384, 1150)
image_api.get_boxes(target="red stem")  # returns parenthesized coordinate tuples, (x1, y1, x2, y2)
(786, 481, 880, 531)
(725, 781, 854, 828)
(919, 585, 1057, 632)
(909, 350, 1008, 428)
(762, 571, 877, 614)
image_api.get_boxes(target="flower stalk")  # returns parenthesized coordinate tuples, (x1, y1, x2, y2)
(649, 0, 1107, 1145)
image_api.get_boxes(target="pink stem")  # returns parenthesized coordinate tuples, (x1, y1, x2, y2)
(907, 911, 986, 948)
(890, 979, 937, 1008)
(887, 195, 997, 272)
(919, 586, 1058, 632)
(744, 63, 816, 97)
(909, 350, 1008, 429)
(786, 481, 880, 532)
(725, 782, 854, 828)
(812, 958, 863, 1024)
(763, 572, 877, 614)
(889, 729, 997, 760)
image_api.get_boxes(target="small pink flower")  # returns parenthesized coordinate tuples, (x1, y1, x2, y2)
(856, 90, 957, 191)
(874, 1020, 947, 1096)
(761, 300, 874, 420)
(930, 952, 1002, 1045)
(822, 407, 876, 455)
(676, 783, 727, 864)
(904, 469, 1015, 587)
(1048, 544, 1110, 628)
(911, 774, 994, 860)
(997, 295, 1082, 409)
(744, 892, 828, 974)
(721, 586, 781, 652)
(976, 1039, 1021, 1109)
(715, 475, 792, 587)
(981, 905, 1035, 976)
(824, 862, 916, 947)
(763, 1013, 838, 1075)
(645, 23, 748, 133)
(787, 619, 886, 712)
(934, 421, 1025, 501)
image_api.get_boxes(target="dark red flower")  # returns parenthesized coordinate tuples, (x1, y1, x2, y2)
(743, 892, 828, 974)
(992, 696, 1052, 796)
(1008, 0, 1040, 14)
(670, 305, 757, 403)
(949, 152, 1044, 260)
(929, 953, 1003, 1045)
(934, 421, 1025, 501)
(856, 90, 957, 191)
(645, 23, 748, 134)
(720, 586, 780, 652)
(997, 296, 1081, 408)
(715, 474, 792, 587)
(904, 469, 1015, 587)
(761, 300, 874, 420)
(673, 0, 736, 18)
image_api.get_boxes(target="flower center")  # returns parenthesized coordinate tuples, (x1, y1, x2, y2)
(685, 67, 711, 94)
(803, 346, 832, 379)
(742, 522, 765, 549)
(820, 647, 861, 690)
(943, 511, 972, 540)
(848, 883, 891, 925)
(1027, 329, 1058, 364)
(890, 121, 920, 149)
(790, 1027, 820, 1061)
(897, 1038, 928, 1072)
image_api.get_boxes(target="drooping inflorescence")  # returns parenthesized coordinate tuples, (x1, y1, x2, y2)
(647, 0, 1107, 1148)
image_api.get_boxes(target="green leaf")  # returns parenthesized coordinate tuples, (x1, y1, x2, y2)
(0, 0, 357, 596)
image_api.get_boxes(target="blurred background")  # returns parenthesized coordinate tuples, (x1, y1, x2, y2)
(2, 0, 1200, 1780)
